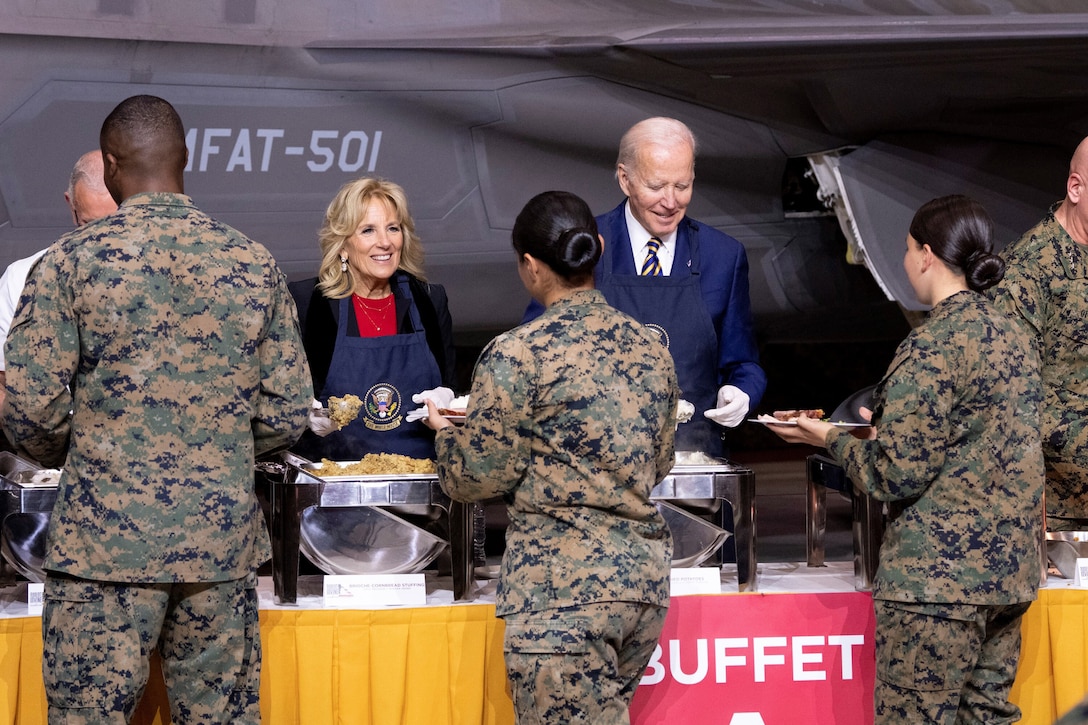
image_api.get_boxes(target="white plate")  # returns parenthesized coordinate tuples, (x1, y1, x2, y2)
(748, 417, 870, 428)
(443, 414, 466, 424)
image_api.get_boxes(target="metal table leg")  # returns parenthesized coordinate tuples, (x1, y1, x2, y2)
(731, 469, 757, 592)
(268, 475, 321, 605)
(852, 489, 884, 591)
(806, 475, 827, 568)
(449, 500, 475, 601)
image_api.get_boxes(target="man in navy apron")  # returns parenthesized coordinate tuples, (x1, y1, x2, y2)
(526, 116, 766, 456)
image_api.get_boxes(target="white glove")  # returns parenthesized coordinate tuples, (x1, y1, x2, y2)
(703, 385, 750, 428)
(412, 386, 455, 408)
(308, 399, 337, 437)
(407, 387, 456, 422)
(675, 399, 695, 429)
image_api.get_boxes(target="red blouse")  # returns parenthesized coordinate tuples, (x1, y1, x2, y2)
(352, 293, 396, 337)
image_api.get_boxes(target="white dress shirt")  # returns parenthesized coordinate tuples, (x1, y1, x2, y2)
(624, 201, 676, 275)
(0, 248, 47, 370)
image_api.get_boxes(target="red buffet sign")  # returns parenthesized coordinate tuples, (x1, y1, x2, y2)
(631, 591, 876, 725)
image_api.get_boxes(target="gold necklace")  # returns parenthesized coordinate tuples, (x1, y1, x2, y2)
(355, 294, 394, 311)
(353, 294, 394, 331)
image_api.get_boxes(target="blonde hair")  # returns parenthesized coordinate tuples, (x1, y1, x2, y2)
(317, 177, 426, 298)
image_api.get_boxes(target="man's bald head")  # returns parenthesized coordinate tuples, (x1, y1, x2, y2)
(1070, 136, 1088, 180)
(100, 95, 187, 203)
(64, 150, 117, 226)
(1056, 135, 1088, 245)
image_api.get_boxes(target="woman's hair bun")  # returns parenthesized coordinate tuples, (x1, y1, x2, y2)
(511, 190, 601, 282)
(555, 227, 602, 277)
(965, 251, 1006, 292)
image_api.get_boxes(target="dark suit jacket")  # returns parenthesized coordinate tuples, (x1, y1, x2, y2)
(594, 201, 766, 408)
(288, 272, 456, 396)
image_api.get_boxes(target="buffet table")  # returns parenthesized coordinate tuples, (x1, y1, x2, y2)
(0, 565, 1085, 724)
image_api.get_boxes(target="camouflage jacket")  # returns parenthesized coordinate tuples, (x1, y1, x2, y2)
(828, 291, 1043, 604)
(988, 203, 1088, 521)
(435, 289, 678, 616)
(1, 193, 312, 582)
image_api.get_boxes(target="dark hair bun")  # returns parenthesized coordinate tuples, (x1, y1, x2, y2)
(965, 251, 1006, 292)
(511, 190, 601, 283)
(555, 227, 602, 277)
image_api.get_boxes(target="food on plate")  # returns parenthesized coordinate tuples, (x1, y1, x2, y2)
(675, 450, 720, 466)
(30, 469, 62, 485)
(328, 394, 364, 429)
(770, 408, 826, 422)
(319, 453, 436, 475)
(436, 394, 470, 416)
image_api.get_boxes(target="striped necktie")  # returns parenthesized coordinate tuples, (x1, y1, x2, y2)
(641, 236, 663, 276)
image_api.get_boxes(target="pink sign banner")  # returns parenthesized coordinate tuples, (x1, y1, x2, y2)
(632, 591, 876, 724)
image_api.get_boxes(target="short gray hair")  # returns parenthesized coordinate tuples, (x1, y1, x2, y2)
(616, 117, 697, 173)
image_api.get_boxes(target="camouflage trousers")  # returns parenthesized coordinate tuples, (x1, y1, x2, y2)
(502, 601, 668, 725)
(873, 599, 1031, 725)
(41, 572, 261, 725)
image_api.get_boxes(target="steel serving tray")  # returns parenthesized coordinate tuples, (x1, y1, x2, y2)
(263, 452, 474, 603)
(0, 452, 51, 585)
(652, 459, 757, 592)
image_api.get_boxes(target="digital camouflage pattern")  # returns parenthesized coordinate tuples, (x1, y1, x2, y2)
(873, 600, 1031, 724)
(1, 192, 312, 582)
(434, 289, 678, 617)
(988, 203, 1088, 525)
(503, 601, 668, 724)
(828, 290, 1044, 605)
(42, 574, 262, 724)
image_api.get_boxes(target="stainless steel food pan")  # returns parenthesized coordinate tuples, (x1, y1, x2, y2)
(1, 511, 49, 583)
(656, 500, 730, 568)
(0, 452, 51, 585)
(1046, 531, 1088, 579)
(299, 504, 448, 576)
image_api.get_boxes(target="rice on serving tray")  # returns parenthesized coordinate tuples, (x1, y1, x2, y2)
(320, 453, 436, 475)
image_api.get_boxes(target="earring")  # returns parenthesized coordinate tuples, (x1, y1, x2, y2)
(340, 255, 348, 273)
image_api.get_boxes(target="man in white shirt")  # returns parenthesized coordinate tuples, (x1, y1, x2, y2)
(0, 150, 117, 402)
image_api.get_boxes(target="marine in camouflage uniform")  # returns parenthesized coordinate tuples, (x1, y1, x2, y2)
(988, 202, 1088, 529)
(2, 97, 312, 724)
(434, 288, 678, 724)
(826, 291, 1044, 724)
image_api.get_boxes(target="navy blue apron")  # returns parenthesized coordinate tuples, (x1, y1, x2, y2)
(597, 227, 721, 455)
(313, 276, 441, 460)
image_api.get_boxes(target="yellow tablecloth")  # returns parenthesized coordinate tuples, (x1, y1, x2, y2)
(259, 606, 512, 725)
(0, 604, 513, 725)
(0, 617, 46, 725)
(1, 587, 1085, 724)
(1012, 587, 1088, 724)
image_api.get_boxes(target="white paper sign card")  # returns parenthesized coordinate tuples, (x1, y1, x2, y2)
(322, 574, 427, 608)
(670, 567, 722, 596)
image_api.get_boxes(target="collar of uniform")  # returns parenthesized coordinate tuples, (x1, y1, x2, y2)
(118, 191, 196, 209)
(928, 289, 976, 318)
(1046, 204, 1088, 280)
(542, 288, 606, 313)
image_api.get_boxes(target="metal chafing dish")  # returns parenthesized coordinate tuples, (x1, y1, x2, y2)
(651, 457, 757, 591)
(257, 452, 473, 605)
(0, 451, 53, 585)
(804, 388, 885, 591)
(655, 500, 730, 568)
(1045, 531, 1088, 580)
(806, 453, 885, 591)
